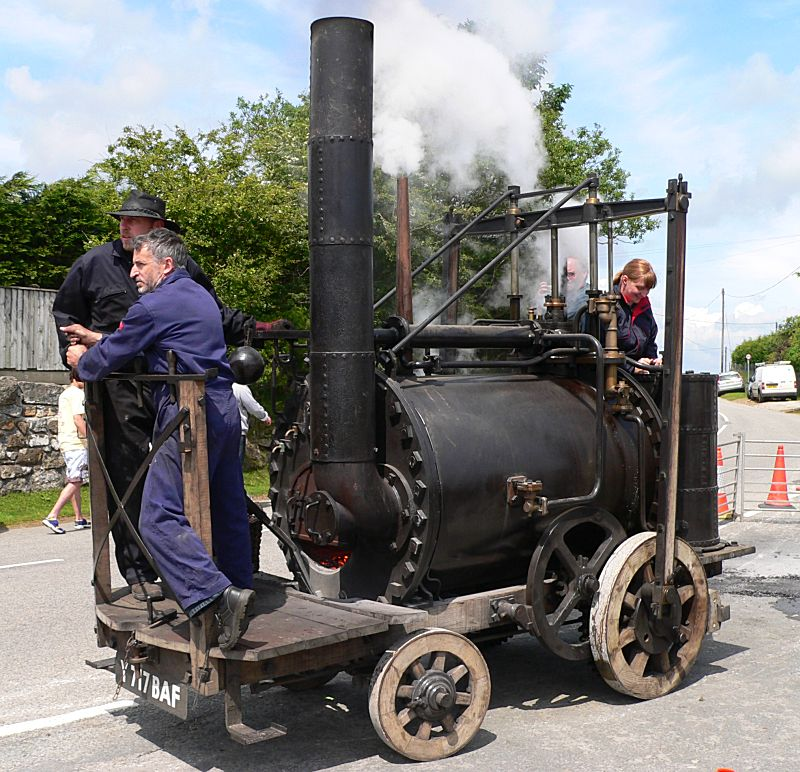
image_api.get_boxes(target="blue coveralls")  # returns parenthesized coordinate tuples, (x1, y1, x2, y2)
(77, 268, 252, 613)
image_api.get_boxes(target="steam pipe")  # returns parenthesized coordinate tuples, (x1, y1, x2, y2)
(439, 334, 607, 510)
(606, 220, 614, 291)
(395, 175, 413, 321)
(550, 228, 560, 299)
(622, 412, 650, 531)
(539, 333, 606, 511)
(508, 187, 522, 321)
(308, 17, 397, 540)
(377, 323, 535, 349)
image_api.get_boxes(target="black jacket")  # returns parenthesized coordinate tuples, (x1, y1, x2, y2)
(615, 287, 658, 361)
(52, 239, 253, 366)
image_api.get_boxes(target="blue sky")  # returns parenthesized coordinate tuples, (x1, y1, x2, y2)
(2, 0, 799, 375)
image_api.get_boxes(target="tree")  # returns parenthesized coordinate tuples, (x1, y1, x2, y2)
(3, 78, 648, 319)
(731, 316, 800, 374)
(89, 94, 310, 325)
(0, 173, 115, 288)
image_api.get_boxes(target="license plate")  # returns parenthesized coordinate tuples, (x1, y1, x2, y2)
(766, 384, 776, 389)
(115, 656, 188, 718)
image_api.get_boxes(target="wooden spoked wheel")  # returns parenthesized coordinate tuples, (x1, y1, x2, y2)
(368, 628, 491, 761)
(590, 532, 709, 699)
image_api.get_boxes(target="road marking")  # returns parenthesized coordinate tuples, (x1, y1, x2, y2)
(718, 409, 729, 437)
(0, 558, 64, 570)
(0, 700, 136, 737)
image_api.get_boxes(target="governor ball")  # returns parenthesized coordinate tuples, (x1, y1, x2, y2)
(229, 346, 265, 384)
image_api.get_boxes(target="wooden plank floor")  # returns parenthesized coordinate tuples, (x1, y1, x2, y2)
(97, 576, 388, 662)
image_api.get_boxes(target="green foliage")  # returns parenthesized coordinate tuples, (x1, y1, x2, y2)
(2, 78, 648, 325)
(89, 95, 310, 325)
(731, 316, 800, 373)
(537, 84, 655, 242)
(0, 173, 117, 288)
(0, 467, 268, 527)
(0, 486, 91, 529)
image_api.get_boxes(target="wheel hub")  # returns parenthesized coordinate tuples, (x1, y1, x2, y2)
(577, 571, 600, 599)
(410, 671, 456, 721)
(632, 582, 682, 655)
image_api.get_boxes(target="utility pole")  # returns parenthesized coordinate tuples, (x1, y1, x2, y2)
(720, 288, 725, 371)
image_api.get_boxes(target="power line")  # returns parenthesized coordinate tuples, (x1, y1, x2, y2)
(628, 232, 800, 258)
(726, 263, 800, 298)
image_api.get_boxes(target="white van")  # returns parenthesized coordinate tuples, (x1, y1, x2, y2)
(747, 361, 797, 402)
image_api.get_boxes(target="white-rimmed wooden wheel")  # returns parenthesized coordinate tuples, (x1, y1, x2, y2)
(368, 628, 491, 761)
(590, 532, 709, 699)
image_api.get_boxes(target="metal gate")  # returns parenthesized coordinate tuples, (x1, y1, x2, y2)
(717, 436, 800, 517)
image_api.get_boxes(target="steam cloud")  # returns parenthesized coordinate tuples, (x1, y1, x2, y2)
(370, 0, 548, 192)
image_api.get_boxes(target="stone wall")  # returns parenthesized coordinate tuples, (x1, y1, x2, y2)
(0, 375, 65, 493)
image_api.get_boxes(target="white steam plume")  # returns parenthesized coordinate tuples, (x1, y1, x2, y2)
(370, 0, 548, 192)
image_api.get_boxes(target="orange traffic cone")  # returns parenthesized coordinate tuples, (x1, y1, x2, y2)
(759, 444, 794, 509)
(717, 447, 732, 518)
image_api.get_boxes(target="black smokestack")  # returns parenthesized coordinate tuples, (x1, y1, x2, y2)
(308, 17, 396, 545)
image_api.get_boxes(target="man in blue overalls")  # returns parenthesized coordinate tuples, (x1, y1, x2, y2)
(64, 228, 254, 650)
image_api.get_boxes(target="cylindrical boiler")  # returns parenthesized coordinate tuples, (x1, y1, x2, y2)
(271, 372, 658, 603)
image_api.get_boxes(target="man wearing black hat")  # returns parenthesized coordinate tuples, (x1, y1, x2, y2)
(52, 190, 284, 601)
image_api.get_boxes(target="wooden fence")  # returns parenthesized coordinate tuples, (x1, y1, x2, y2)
(0, 286, 63, 371)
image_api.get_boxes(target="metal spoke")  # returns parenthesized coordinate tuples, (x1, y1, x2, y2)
(553, 535, 582, 577)
(588, 533, 620, 573)
(447, 663, 469, 684)
(548, 588, 580, 628)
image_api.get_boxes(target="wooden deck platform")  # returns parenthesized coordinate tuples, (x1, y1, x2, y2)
(96, 574, 389, 662)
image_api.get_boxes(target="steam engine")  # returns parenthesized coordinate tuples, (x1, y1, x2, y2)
(267, 18, 721, 663)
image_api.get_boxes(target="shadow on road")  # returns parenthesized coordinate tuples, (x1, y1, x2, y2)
(111, 628, 748, 769)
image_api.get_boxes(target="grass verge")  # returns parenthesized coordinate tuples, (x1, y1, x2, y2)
(720, 391, 747, 401)
(0, 467, 271, 530)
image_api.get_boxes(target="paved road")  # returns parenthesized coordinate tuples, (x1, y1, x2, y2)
(717, 396, 800, 512)
(2, 512, 799, 771)
(1, 400, 799, 771)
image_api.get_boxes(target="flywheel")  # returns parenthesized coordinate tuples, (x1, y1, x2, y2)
(526, 507, 627, 661)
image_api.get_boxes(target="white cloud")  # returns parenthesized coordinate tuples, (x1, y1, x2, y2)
(4, 66, 48, 102)
(735, 302, 766, 318)
(0, 2, 93, 54)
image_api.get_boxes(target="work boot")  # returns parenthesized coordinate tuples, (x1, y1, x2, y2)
(131, 581, 164, 602)
(215, 586, 255, 651)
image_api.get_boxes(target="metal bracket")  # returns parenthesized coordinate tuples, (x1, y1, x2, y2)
(707, 588, 730, 633)
(491, 598, 535, 632)
(506, 476, 546, 515)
